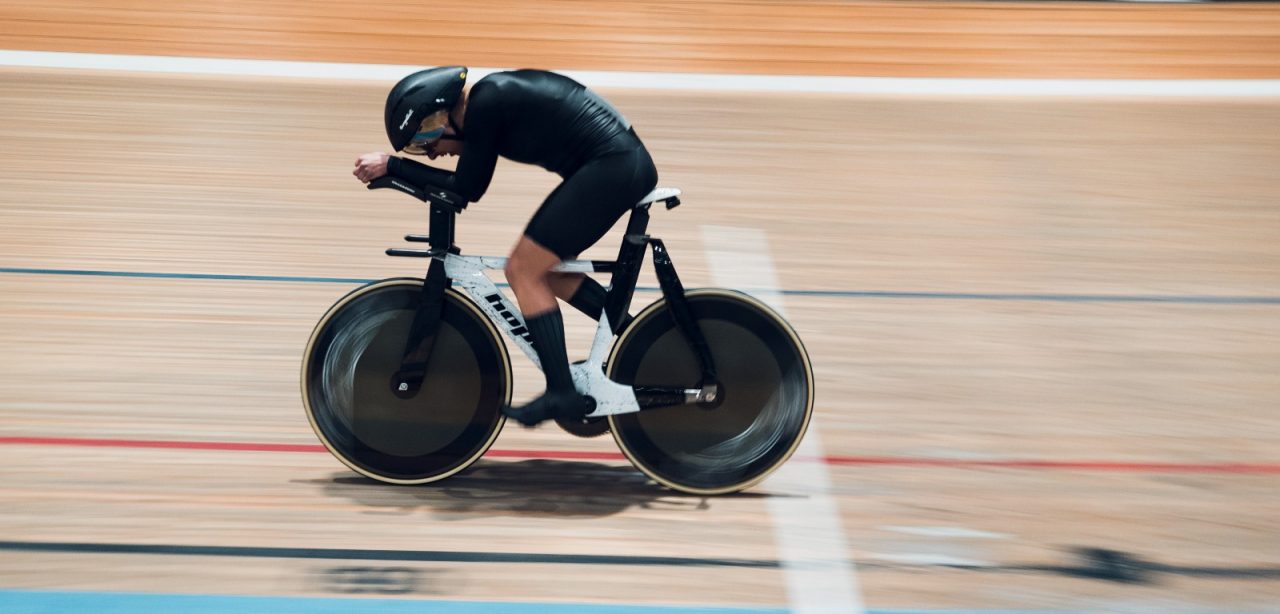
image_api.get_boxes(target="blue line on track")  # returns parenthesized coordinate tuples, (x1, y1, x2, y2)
(776, 289, 1280, 304)
(17, 589, 1265, 614)
(2, 266, 1279, 304)
(2, 590, 1274, 614)
(0, 590, 787, 614)
(0, 267, 373, 285)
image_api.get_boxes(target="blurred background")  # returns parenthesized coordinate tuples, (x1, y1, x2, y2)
(1, 1, 1278, 613)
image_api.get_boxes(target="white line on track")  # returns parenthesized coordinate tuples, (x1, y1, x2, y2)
(3, 50, 1280, 97)
(866, 553, 995, 568)
(702, 225, 865, 614)
(878, 526, 1011, 540)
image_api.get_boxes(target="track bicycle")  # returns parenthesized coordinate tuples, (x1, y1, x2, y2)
(301, 177, 814, 494)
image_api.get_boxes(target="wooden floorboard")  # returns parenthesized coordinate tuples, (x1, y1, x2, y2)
(1, 0, 1279, 77)
(1, 2, 1279, 611)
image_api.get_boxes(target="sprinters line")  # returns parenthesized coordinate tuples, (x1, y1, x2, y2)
(3, 267, 1278, 305)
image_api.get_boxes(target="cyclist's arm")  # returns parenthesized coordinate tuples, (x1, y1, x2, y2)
(385, 81, 501, 203)
(387, 156, 455, 191)
(446, 80, 500, 202)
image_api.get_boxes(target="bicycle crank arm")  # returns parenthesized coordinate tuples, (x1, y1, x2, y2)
(574, 362, 639, 418)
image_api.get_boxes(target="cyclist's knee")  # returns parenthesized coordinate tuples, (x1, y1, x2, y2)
(505, 255, 548, 292)
(507, 236, 559, 282)
(504, 258, 535, 292)
(546, 272, 585, 302)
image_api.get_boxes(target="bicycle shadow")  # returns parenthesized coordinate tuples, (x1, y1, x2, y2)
(311, 458, 771, 519)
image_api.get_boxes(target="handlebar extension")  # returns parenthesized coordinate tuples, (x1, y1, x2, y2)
(367, 176, 468, 213)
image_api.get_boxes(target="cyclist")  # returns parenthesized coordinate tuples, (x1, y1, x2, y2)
(352, 66, 658, 427)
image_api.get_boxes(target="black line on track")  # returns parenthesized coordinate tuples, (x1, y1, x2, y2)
(6, 541, 1279, 583)
(0, 540, 780, 569)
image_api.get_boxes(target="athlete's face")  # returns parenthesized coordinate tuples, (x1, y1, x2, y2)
(424, 127, 463, 159)
(404, 110, 464, 159)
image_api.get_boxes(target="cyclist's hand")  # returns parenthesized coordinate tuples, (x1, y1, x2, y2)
(353, 152, 390, 184)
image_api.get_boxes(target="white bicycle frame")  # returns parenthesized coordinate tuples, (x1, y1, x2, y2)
(443, 253, 641, 418)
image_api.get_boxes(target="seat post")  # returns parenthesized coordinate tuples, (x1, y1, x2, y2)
(604, 205, 651, 333)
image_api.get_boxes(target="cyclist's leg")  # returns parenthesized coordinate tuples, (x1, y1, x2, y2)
(548, 272, 604, 320)
(502, 237, 594, 427)
(505, 237, 560, 315)
(536, 146, 657, 320)
(547, 272, 586, 307)
(502, 147, 657, 426)
(512, 181, 597, 317)
(503, 236, 588, 425)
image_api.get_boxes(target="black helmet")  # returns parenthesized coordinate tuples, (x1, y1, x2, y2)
(384, 66, 468, 152)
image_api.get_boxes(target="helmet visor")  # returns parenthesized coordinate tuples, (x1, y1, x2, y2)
(403, 110, 450, 154)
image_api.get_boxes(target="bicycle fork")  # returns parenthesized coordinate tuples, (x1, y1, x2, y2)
(389, 199, 458, 399)
(390, 257, 448, 399)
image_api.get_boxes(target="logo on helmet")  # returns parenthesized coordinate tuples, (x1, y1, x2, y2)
(399, 109, 414, 130)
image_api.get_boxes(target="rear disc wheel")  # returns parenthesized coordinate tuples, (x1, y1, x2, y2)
(607, 289, 814, 495)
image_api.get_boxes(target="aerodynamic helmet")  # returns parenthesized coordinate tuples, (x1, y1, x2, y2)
(384, 66, 468, 152)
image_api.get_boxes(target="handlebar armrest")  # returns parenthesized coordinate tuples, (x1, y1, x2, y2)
(424, 187, 467, 211)
(367, 176, 468, 212)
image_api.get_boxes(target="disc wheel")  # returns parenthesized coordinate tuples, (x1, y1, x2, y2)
(302, 279, 510, 484)
(606, 289, 813, 495)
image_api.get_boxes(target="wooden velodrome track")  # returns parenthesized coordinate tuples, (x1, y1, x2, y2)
(2, 1, 1279, 612)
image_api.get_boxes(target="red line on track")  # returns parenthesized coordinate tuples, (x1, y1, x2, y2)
(0, 436, 326, 454)
(3, 436, 1279, 474)
(816, 455, 1280, 474)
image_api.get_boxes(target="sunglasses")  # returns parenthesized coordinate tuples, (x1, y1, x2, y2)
(403, 111, 460, 154)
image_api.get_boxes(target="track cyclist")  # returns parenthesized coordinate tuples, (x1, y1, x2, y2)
(352, 67, 659, 427)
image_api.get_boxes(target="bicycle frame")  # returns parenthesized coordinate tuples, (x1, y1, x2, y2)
(369, 178, 718, 417)
(444, 253, 643, 417)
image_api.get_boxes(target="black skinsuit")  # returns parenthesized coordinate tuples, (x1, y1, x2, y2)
(388, 70, 658, 259)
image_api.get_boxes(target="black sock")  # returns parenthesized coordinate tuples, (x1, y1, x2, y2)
(566, 277, 606, 321)
(524, 309, 575, 395)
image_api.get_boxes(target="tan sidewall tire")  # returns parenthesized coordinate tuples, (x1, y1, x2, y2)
(606, 289, 814, 495)
(300, 278, 511, 484)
